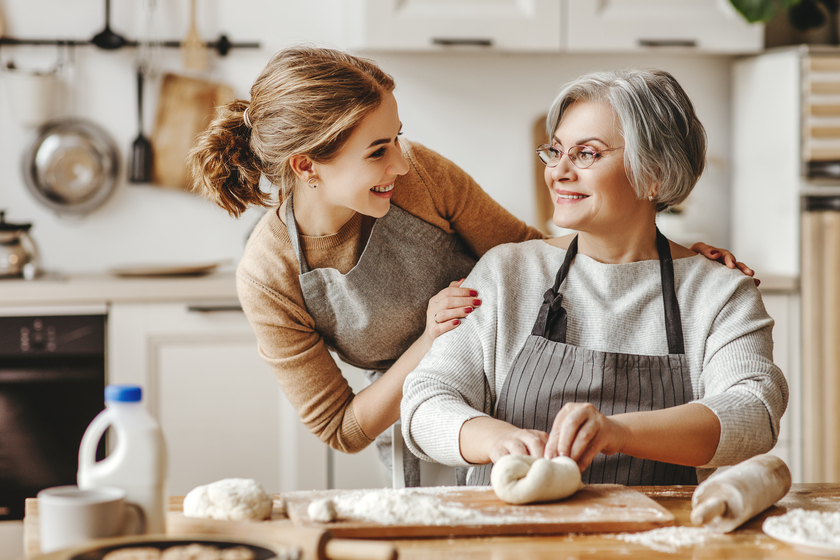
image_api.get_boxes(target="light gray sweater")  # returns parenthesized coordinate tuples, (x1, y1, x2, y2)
(401, 239, 789, 481)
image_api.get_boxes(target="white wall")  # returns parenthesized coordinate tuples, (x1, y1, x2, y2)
(0, 0, 734, 274)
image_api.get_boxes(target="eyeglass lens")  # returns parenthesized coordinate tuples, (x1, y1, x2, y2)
(537, 145, 598, 169)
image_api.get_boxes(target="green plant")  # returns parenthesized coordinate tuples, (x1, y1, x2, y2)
(731, 0, 839, 30)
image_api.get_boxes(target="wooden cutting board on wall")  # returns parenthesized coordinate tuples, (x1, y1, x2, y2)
(151, 73, 235, 192)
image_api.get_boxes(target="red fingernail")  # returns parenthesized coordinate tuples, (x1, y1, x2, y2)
(465, 307, 473, 314)
(460, 278, 465, 282)
(473, 299, 481, 306)
(469, 290, 478, 297)
(453, 319, 460, 325)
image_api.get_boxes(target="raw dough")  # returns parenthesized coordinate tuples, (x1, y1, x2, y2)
(183, 478, 272, 521)
(491, 454, 583, 505)
(307, 498, 337, 523)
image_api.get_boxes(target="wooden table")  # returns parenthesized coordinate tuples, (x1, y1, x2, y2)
(378, 484, 840, 559)
(25, 484, 840, 559)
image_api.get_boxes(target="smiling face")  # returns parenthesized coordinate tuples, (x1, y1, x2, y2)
(546, 100, 653, 237)
(312, 92, 409, 223)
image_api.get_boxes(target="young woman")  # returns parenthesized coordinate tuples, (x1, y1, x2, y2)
(190, 47, 752, 485)
(401, 68, 787, 485)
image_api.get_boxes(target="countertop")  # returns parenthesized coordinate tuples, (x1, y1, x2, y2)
(0, 270, 238, 309)
(23, 484, 840, 559)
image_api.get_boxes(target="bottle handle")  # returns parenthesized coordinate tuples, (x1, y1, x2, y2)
(78, 409, 111, 474)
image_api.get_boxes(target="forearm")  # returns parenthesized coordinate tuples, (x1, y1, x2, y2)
(353, 334, 432, 440)
(459, 417, 515, 464)
(614, 403, 721, 467)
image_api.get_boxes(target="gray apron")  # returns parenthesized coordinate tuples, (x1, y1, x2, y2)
(473, 229, 697, 486)
(285, 197, 476, 485)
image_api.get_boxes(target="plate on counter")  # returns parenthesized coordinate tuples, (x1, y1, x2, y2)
(33, 534, 292, 560)
(107, 262, 224, 278)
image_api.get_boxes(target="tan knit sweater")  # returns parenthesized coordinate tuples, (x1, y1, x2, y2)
(236, 140, 544, 453)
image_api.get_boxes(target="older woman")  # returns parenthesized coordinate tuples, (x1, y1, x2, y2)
(401, 68, 788, 485)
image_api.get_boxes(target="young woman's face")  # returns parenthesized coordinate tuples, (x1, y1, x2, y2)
(545, 100, 648, 235)
(313, 92, 409, 219)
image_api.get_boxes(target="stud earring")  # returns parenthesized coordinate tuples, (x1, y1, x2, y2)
(308, 178, 318, 189)
(648, 195, 654, 201)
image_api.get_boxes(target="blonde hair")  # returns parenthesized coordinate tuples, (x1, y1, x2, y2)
(189, 46, 396, 217)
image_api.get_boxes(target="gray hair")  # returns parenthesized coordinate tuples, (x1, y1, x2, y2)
(546, 68, 706, 212)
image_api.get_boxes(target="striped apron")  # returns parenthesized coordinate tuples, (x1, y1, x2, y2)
(472, 229, 697, 486)
(285, 197, 476, 486)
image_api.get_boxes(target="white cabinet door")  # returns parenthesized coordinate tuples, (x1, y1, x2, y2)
(343, 0, 562, 52)
(107, 302, 328, 496)
(566, 0, 763, 53)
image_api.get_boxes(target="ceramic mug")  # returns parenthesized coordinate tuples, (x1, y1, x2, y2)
(37, 486, 145, 553)
(0, 69, 57, 127)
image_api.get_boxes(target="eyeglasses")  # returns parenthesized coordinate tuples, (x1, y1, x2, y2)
(536, 144, 624, 169)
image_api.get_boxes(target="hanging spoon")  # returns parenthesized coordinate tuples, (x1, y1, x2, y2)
(91, 0, 127, 50)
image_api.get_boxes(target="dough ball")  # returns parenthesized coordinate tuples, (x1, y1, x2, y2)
(307, 498, 337, 523)
(183, 478, 272, 521)
(491, 454, 583, 505)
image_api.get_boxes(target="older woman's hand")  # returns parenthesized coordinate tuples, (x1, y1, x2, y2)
(691, 242, 760, 287)
(486, 426, 550, 464)
(543, 403, 628, 473)
(423, 279, 482, 341)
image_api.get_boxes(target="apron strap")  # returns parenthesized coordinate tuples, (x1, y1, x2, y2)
(655, 228, 685, 355)
(284, 195, 312, 274)
(532, 229, 685, 355)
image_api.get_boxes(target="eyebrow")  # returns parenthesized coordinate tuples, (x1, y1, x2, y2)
(367, 123, 403, 149)
(552, 135, 607, 146)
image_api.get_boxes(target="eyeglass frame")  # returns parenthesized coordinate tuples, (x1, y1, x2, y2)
(536, 143, 624, 170)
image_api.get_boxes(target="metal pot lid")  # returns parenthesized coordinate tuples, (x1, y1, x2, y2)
(22, 119, 120, 215)
(0, 210, 32, 231)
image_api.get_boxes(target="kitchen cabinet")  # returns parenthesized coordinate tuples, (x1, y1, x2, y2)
(563, 0, 764, 54)
(107, 301, 330, 496)
(565, 0, 763, 53)
(341, 0, 562, 52)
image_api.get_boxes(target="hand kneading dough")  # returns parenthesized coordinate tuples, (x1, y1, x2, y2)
(183, 478, 272, 521)
(491, 455, 583, 504)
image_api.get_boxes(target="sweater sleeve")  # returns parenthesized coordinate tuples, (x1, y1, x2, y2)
(236, 262, 373, 455)
(402, 142, 544, 257)
(694, 278, 790, 468)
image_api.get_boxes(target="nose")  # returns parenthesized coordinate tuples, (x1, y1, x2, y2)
(390, 147, 410, 176)
(548, 153, 576, 181)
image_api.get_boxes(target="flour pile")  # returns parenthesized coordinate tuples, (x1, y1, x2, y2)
(763, 508, 840, 546)
(332, 488, 480, 526)
(615, 527, 719, 553)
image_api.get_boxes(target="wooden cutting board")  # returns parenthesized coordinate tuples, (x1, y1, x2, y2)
(284, 484, 675, 538)
(151, 73, 234, 192)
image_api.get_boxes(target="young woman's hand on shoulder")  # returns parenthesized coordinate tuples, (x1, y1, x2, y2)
(422, 279, 482, 343)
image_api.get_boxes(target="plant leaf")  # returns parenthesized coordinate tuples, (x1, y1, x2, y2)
(729, 0, 803, 22)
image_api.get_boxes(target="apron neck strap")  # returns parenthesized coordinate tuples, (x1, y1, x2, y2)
(284, 195, 312, 274)
(533, 228, 685, 355)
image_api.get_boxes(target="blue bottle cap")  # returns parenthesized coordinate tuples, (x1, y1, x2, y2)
(105, 385, 143, 403)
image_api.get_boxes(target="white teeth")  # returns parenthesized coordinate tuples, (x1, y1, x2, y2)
(558, 194, 586, 199)
(372, 182, 395, 193)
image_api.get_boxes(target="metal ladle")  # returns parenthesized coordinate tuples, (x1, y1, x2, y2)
(91, 0, 127, 50)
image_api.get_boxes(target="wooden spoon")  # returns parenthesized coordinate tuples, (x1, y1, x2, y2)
(182, 0, 207, 71)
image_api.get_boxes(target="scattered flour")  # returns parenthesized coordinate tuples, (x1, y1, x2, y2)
(615, 527, 719, 553)
(763, 509, 840, 546)
(332, 488, 479, 526)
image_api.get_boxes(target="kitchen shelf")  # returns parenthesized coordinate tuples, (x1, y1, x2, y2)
(0, 34, 259, 56)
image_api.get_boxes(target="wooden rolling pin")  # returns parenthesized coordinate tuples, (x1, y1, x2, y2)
(167, 512, 396, 560)
(690, 454, 791, 533)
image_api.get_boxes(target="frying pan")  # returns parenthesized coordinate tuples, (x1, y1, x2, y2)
(22, 119, 120, 216)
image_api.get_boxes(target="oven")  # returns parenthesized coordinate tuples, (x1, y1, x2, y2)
(0, 308, 106, 521)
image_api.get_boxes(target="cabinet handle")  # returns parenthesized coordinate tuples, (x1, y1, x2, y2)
(638, 39, 697, 48)
(186, 304, 243, 313)
(432, 38, 493, 47)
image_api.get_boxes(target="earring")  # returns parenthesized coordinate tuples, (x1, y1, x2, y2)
(308, 178, 318, 189)
(648, 195, 654, 201)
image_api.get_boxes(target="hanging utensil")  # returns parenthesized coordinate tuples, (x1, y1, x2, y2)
(129, 67, 153, 183)
(91, 0, 127, 50)
(182, 0, 207, 71)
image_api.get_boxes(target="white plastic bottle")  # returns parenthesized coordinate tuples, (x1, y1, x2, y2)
(77, 385, 168, 534)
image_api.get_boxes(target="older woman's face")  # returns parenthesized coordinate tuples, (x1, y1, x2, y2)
(545, 100, 648, 236)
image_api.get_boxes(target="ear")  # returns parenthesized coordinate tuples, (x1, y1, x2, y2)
(288, 154, 316, 182)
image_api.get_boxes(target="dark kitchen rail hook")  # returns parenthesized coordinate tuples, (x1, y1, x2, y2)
(0, 34, 259, 56)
